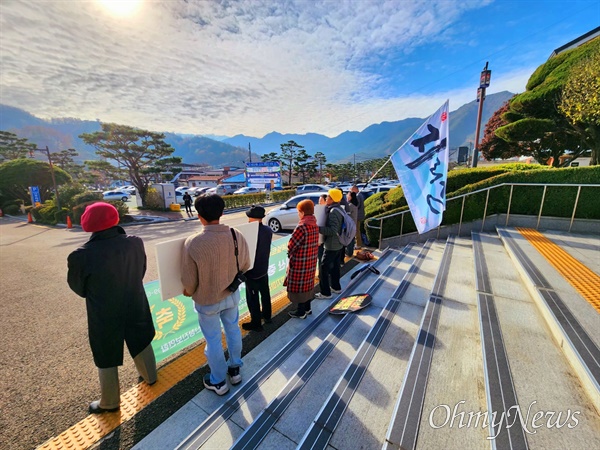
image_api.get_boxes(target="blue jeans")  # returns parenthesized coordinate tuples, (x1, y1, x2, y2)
(195, 291, 243, 384)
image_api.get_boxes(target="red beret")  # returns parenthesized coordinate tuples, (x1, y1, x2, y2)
(81, 202, 119, 232)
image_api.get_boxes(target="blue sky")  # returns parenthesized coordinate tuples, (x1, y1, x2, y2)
(1, 0, 598, 138)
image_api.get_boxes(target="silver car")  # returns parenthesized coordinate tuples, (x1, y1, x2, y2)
(102, 190, 130, 202)
(264, 193, 323, 233)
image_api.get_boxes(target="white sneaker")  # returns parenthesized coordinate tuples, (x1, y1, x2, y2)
(314, 292, 331, 299)
(331, 288, 342, 294)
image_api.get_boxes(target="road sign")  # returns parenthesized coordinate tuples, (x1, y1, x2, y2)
(30, 186, 41, 205)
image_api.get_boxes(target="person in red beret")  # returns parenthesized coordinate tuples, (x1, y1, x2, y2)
(67, 202, 157, 414)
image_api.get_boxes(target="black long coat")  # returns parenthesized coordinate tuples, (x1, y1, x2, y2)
(67, 226, 155, 368)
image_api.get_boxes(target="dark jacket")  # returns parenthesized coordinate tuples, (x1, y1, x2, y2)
(67, 226, 155, 368)
(356, 192, 366, 221)
(245, 223, 273, 280)
(319, 203, 344, 251)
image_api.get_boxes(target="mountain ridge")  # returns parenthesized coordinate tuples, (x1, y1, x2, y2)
(0, 91, 513, 165)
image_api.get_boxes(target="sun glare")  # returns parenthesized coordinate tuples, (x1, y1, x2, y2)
(98, 0, 143, 17)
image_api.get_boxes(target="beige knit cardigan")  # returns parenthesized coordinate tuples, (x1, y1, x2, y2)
(181, 224, 251, 306)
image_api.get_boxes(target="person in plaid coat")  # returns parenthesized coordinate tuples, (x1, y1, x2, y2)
(284, 199, 319, 319)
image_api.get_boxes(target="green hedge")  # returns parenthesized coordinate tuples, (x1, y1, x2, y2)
(365, 165, 599, 246)
(221, 189, 296, 209)
(365, 163, 548, 219)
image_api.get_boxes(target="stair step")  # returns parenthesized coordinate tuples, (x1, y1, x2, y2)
(135, 229, 600, 450)
(476, 231, 600, 449)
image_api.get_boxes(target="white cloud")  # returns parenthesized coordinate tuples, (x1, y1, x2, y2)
(2, 0, 515, 137)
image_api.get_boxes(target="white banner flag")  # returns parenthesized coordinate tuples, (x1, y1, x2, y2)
(390, 101, 449, 234)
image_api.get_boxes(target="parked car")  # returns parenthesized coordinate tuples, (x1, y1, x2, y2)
(121, 185, 136, 195)
(205, 185, 235, 196)
(233, 187, 262, 195)
(188, 186, 210, 196)
(369, 186, 397, 194)
(175, 186, 193, 195)
(264, 193, 323, 233)
(295, 184, 328, 195)
(103, 190, 130, 202)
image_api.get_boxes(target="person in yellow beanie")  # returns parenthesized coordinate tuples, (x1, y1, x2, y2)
(315, 189, 344, 299)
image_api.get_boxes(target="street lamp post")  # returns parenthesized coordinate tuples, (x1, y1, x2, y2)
(472, 62, 491, 168)
(31, 146, 61, 210)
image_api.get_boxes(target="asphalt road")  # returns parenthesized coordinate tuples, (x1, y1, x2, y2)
(0, 211, 288, 449)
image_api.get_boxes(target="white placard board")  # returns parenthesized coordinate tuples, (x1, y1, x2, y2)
(155, 221, 259, 301)
(314, 204, 327, 245)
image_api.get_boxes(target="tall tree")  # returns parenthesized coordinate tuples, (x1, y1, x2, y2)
(261, 152, 279, 162)
(496, 37, 598, 167)
(84, 160, 127, 187)
(80, 123, 174, 205)
(313, 151, 327, 183)
(559, 49, 600, 165)
(293, 149, 313, 184)
(280, 140, 304, 185)
(0, 158, 71, 203)
(479, 99, 528, 160)
(0, 131, 35, 160)
(50, 148, 79, 170)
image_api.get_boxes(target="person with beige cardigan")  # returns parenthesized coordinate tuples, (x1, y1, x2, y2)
(181, 194, 250, 395)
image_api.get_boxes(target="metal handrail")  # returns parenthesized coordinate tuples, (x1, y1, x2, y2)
(366, 182, 600, 244)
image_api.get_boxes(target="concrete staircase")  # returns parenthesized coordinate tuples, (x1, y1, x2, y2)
(134, 228, 600, 450)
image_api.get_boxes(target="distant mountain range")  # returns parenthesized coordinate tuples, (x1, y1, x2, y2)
(0, 91, 513, 166)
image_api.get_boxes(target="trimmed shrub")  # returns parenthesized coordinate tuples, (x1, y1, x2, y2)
(365, 165, 599, 246)
(3, 204, 20, 215)
(57, 184, 88, 209)
(72, 191, 103, 206)
(272, 189, 297, 203)
(223, 193, 266, 209)
(144, 188, 164, 210)
(54, 208, 70, 224)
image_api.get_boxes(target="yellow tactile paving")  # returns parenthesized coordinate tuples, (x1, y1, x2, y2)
(517, 228, 600, 313)
(38, 289, 293, 450)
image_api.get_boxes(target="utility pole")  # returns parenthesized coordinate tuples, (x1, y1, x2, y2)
(248, 142, 252, 163)
(31, 145, 60, 209)
(472, 62, 491, 168)
(353, 153, 356, 181)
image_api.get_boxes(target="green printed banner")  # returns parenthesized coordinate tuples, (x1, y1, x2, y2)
(145, 236, 291, 363)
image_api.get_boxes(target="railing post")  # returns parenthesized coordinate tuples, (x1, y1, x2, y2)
(379, 218, 383, 247)
(481, 189, 490, 232)
(537, 185, 547, 229)
(400, 213, 404, 238)
(458, 196, 466, 236)
(506, 184, 514, 226)
(569, 186, 582, 232)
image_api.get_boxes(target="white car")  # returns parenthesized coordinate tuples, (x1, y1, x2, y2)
(264, 193, 323, 233)
(295, 184, 328, 195)
(103, 190, 130, 202)
(121, 185, 136, 195)
(233, 187, 262, 195)
(205, 185, 235, 196)
(189, 187, 210, 196)
(175, 186, 193, 195)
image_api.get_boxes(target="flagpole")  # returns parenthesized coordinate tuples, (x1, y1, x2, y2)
(361, 156, 392, 191)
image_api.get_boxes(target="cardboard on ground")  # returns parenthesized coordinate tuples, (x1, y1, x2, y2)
(155, 221, 259, 301)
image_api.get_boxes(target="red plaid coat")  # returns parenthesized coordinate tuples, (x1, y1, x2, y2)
(284, 214, 319, 293)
